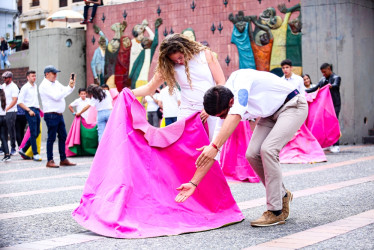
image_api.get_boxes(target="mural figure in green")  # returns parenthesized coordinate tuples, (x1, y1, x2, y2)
(129, 18, 163, 89)
(279, 3, 302, 75)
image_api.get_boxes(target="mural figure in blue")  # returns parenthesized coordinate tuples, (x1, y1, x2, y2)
(229, 11, 256, 69)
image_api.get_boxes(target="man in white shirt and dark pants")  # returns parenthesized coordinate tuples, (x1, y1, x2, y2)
(281, 59, 305, 96)
(17, 70, 42, 161)
(39, 65, 76, 168)
(1, 71, 19, 155)
(158, 85, 181, 126)
(175, 69, 308, 227)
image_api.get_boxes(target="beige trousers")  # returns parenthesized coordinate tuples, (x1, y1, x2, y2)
(246, 95, 308, 211)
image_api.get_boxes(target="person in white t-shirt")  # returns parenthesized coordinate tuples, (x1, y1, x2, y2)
(158, 85, 181, 126)
(175, 69, 308, 228)
(143, 90, 160, 127)
(1, 71, 19, 155)
(280, 59, 305, 95)
(69, 88, 90, 121)
(76, 84, 112, 142)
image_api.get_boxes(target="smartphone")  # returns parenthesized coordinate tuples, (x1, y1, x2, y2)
(71, 73, 75, 80)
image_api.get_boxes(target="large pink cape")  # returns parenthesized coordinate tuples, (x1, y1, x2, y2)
(280, 123, 327, 163)
(72, 89, 244, 238)
(220, 121, 260, 182)
(305, 84, 340, 148)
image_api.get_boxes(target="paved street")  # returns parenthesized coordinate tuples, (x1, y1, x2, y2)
(0, 144, 374, 249)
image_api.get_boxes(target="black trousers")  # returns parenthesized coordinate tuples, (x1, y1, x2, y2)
(15, 114, 27, 147)
(0, 116, 9, 155)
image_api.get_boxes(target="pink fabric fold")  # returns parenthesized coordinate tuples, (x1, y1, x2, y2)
(305, 84, 341, 148)
(72, 89, 244, 238)
(280, 123, 327, 163)
(220, 121, 260, 182)
(66, 117, 97, 157)
(86, 106, 98, 125)
(66, 117, 82, 157)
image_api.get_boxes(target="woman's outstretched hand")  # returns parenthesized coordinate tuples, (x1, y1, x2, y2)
(175, 183, 196, 203)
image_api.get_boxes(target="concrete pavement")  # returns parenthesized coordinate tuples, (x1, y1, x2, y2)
(0, 144, 373, 249)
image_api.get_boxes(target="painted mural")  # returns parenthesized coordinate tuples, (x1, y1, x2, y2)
(229, 3, 302, 76)
(87, 1, 303, 90)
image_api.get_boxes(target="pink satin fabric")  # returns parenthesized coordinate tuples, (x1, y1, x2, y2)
(280, 123, 327, 163)
(65, 117, 97, 157)
(72, 89, 244, 238)
(220, 121, 260, 182)
(305, 84, 340, 148)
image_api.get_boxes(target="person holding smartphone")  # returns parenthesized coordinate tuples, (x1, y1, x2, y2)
(39, 65, 77, 168)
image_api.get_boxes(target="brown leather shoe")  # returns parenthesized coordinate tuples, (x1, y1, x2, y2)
(282, 190, 293, 220)
(60, 159, 76, 166)
(46, 160, 59, 168)
(250, 211, 286, 227)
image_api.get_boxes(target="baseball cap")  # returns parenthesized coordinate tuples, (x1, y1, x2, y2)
(2, 71, 13, 78)
(44, 65, 61, 74)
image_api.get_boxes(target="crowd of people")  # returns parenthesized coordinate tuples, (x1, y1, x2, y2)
(1, 33, 342, 237)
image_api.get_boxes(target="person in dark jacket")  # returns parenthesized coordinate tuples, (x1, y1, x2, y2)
(306, 63, 341, 153)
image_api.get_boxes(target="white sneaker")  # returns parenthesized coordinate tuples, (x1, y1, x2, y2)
(329, 146, 340, 153)
(33, 154, 42, 161)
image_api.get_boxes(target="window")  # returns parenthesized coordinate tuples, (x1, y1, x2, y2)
(31, 0, 39, 7)
(59, 0, 67, 7)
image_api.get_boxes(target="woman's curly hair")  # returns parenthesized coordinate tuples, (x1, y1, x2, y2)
(156, 33, 207, 94)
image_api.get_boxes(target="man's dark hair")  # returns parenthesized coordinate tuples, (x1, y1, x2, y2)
(26, 70, 36, 77)
(203, 86, 234, 116)
(78, 88, 86, 94)
(320, 63, 332, 71)
(281, 59, 292, 67)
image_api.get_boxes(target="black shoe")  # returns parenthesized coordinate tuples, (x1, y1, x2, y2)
(2, 155, 11, 162)
(19, 149, 31, 160)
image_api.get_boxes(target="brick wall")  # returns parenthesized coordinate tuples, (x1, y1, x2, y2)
(86, 0, 300, 85)
(0, 67, 29, 88)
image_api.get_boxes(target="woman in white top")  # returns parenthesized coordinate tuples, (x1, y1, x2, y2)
(0, 87, 10, 161)
(133, 33, 225, 140)
(77, 84, 113, 142)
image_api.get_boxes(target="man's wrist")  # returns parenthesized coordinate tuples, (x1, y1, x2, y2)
(211, 143, 220, 152)
(189, 181, 198, 187)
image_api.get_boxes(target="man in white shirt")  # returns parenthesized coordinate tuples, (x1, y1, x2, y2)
(17, 70, 42, 161)
(175, 69, 308, 227)
(69, 88, 90, 121)
(158, 85, 181, 126)
(144, 91, 160, 127)
(1, 71, 19, 155)
(39, 65, 76, 168)
(281, 59, 305, 95)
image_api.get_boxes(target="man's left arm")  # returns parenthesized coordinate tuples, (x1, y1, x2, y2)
(175, 114, 242, 203)
(330, 75, 341, 90)
(5, 97, 17, 112)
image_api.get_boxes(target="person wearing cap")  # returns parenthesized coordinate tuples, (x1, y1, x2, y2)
(17, 70, 42, 161)
(39, 65, 76, 168)
(1, 71, 19, 155)
(175, 69, 308, 227)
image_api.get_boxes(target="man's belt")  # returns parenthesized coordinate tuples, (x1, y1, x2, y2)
(284, 89, 299, 104)
(45, 112, 63, 115)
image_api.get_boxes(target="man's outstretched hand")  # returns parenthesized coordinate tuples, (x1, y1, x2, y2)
(175, 183, 196, 203)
